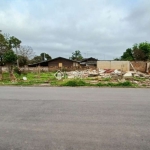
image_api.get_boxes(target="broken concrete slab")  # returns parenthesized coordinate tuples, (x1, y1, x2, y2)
(123, 72, 133, 78)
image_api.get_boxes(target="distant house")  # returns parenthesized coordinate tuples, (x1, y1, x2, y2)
(28, 60, 48, 67)
(79, 57, 98, 67)
(28, 57, 80, 71)
(48, 57, 79, 71)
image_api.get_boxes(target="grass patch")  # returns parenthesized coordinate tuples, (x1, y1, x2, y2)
(97, 81, 133, 87)
(0, 72, 138, 87)
(133, 77, 146, 81)
(101, 77, 111, 81)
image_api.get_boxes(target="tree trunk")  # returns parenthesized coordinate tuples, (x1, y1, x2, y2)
(0, 66, 2, 80)
(8, 64, 16, 81)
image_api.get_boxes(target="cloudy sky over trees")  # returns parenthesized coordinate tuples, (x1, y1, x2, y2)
(0, 0, 150, 60)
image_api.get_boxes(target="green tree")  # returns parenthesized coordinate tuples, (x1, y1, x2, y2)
(3, 50, 17, 81)
(18, 55, 28, 67)
(9, 36, 21, 67)
(120, 42, 150, 61)
(114, 58, 121, 61)
(40, 53, 52, 61)
(9, 36, 21, 49)
(29, 56, 42, 64)
(70, 50, 83, 61)
(0, 33, 8, 80)
(121, 48, 134, 61)
(132, 42, 150, 60)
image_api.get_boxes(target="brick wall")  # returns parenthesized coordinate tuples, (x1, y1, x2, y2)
(130, 61, 147, 72)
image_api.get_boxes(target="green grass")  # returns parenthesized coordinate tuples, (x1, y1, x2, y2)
(96, 81, 133, 87)
(0, 72, 56, 86)
(101, 77, 111, 81)
(133, 77, 146, 81)
(0, 72, 136, 87)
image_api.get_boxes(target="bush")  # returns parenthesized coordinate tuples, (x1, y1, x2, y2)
(62, 79, 87, 86)
(118, 81, 132, 86)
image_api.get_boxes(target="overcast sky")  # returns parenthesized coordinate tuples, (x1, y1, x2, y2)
(0, 0, 150, 60)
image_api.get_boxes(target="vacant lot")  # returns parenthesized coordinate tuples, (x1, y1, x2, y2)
(0, 87, 150, 150)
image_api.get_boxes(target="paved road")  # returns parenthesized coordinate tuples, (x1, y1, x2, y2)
(0, 87, 150, 150)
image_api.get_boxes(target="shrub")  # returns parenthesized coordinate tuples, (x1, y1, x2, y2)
(62, 79, 87, 86)
(118, 81, 132, 86)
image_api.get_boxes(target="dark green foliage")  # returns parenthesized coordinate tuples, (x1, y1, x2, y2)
(121, 42, 150, 61)
(29, 55, 42, 64)
(97, 81, 132, 87)
(3, 50, 17, 64)
(119, 81, 132, 86)
(0, 33, 8, 65)
(121, 48, 134, 61)
(9, 36, 21, 49)
(70, 50, 83, 61)
(18, 55, 28, 67)
(40, 53, 51, 61)
(62, 79, 87, 86)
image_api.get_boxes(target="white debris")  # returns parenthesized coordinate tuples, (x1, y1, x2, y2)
(99, 69, 105, 74)
(114, 69, 121, 74)
(123, 72, 133, 78)
(23, 77, 27, 80)
(133, 81, 139, 84)
(68, 75, 74, 79)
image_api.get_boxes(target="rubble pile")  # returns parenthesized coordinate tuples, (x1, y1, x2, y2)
(65, 68, 150, 87)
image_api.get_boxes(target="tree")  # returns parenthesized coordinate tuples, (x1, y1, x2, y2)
(29, 56, 42, 64)
(114, 58, 121, 61)
(70, 50, 83, 61)
(29, 53, 52, 64)
(121, 48, 134, 61)
(9, 36, 21, 49)
(120, 42, 150, 61)
(18, 55, 28, 67)
(17, 45, 35, 66)
(9, 36, 21, 67)
(132, 42, 150, 60)
(3, 50, 17, 81)
(18, 46, 35, 59)
(40, 53, 51, 61)
(0, 33, 8, 80)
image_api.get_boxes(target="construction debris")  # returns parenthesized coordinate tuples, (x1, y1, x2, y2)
(64, 68, 150, 87)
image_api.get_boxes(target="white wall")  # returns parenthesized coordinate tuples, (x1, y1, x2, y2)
(97, 61, 130, 71)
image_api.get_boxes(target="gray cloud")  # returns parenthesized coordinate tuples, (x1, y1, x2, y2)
(0, 0, 150, 60)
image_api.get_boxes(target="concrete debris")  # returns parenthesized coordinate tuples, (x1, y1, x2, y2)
(114, 69, 122, 74)
(64, 69, 150, 86)
(68, 75, 75, 79)
(66, 69, 150, 79)
(136, 72, 150, 78)
(133, 81, 139, 84)
(99, 69, 105, 74)
(123, 72, 133, 78)
(118, 79, 126, 83)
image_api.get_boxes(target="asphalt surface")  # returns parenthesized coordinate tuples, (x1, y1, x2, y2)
(0, 87, 150, 150)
